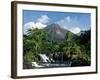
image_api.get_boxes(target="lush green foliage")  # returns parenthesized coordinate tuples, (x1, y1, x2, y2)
(23, 27, 91, 68)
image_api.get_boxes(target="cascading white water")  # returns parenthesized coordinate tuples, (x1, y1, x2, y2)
(32, 54, 72, 68)
(39, 54, 51, 63)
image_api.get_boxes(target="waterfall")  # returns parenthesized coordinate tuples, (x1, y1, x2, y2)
(39, 54, 51, 63)
(32, 53, 72, 68)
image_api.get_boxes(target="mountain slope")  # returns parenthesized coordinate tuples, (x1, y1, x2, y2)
(44, 23, 68, 42)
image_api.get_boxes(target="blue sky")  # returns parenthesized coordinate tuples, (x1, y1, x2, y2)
(23, 10, 91, 34)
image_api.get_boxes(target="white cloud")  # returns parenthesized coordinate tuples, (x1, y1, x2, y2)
(24, 15, 49, 34)
(56, 16, 81, 34)
(70, 27, 81, 34)
(35, 22, 47, 29)
(65, 16, 71, 23)
(24, 22, 35, 34)
(56, 16, 72, 28)
(37, 15, 49, 24)
(24, 22, 47, 34)
(56, 16, 72, 25)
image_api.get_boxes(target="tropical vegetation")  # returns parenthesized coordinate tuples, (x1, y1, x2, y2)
(23, 24, 91, 69)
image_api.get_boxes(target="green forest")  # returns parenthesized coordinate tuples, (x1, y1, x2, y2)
(23, 24, 91, 69)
